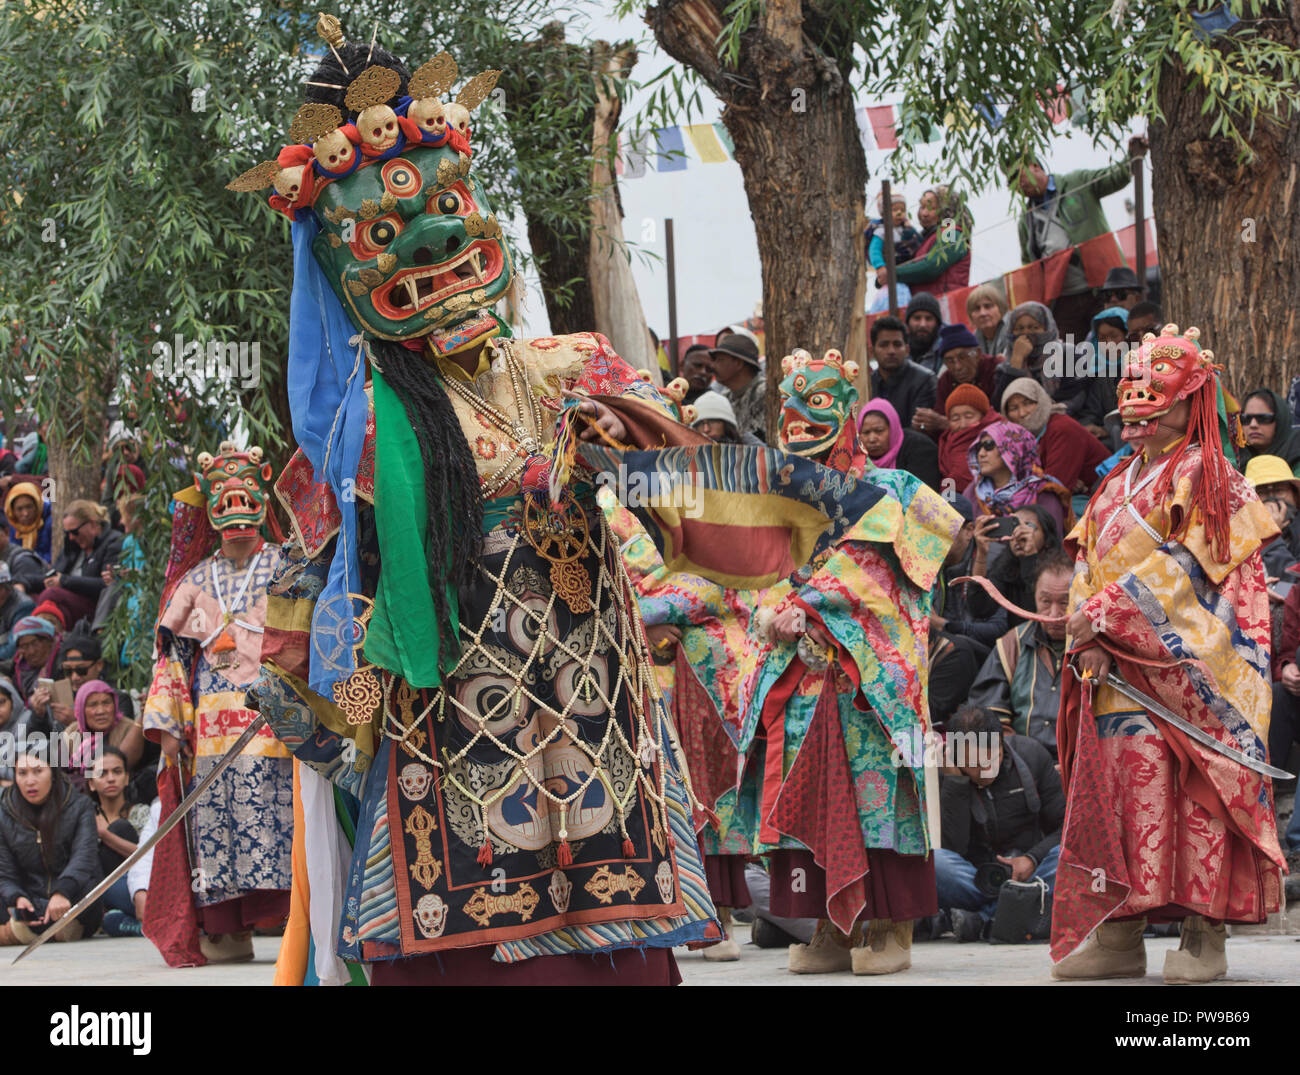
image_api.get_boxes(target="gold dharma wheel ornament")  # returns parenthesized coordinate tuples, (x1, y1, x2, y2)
(330, 593, 384, 726)
(522, 489, 592, 615)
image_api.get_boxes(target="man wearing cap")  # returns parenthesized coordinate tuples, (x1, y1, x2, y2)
(1097, 266, 1144, 312)
(913, 324, 999, 436)
(1245, 455, 1300, 580)
(709, 330, 768, 443)
(690, 391, 763, 446)
(869, 315, 936, 429)
(0, 563, 34, 662)
(904, 293, 945, 375)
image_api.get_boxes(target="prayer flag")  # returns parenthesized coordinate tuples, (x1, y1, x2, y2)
(866, 106, 898, 150)
(653, 126, 688, 172)
(684, 123, 730, 163)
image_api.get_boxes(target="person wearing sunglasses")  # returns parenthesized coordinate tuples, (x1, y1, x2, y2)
(41, 501, 123, 631)
(1095, 266, 1144, 312)
(1239, 388, 1300, 475)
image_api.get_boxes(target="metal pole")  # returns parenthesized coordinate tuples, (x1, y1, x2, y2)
(881, 178, 900, 318)
(1132, 149, 1147, 289)
(665, 218, 679, 378)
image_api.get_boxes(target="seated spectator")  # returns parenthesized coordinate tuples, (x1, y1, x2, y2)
(969, 550, 1072, 757)
(937, 386, 997, 489)
(678, 344, 714, 404)
(14, 615, 61, 726)
(902, 293, 945, 375)
(930, 495, 1005, 697)
(13, 431, 47, 477)
(1097, 266, 1144, 311)
(65, 680, 146, 786)
(869, 315, 936, 428)
(43, 500, 123, 631)
(690, 391, 763, 446)
(857, 399, 941, 491)
(1125, 300, 1162, 344)
(962, 420, 1071, 534)
(967, 284, 1010, 358)
(32, 599, 66, 632)
(993, 301, 1066, 409)
(3, 482, 52, 562)
(915, 323, 999, 435)
(0, 564, 34, 662)
(893, 186, 972, 300)
(1001, 377, 1109, 496)
(931, 705, 1065, 942)
(969, 505, 1062, 632)
(867, 190, 921, 277)
(125, 798, 162, 939)
(1239, 389, 1300, 475)
(0, 516, 51, 596)
(1270, 584, 1300, 895)
(1245, 455, 1300, 580)
(1071, 306, 1128, 436)
(0, 675, 34, 784)
(88, 747, 148, 937)
(0, 742, 104, 945)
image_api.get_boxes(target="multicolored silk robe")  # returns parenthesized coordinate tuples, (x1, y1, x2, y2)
(1053, 445, 1287, 961)
(743, 464, 960, 932)
(143, 544, 294, 908)
(253, 333, 720, 964)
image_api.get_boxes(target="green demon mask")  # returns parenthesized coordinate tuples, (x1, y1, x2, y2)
(195, 441, 273, 536)
(777, 348, 860, 460)
(311, 145, 513, 346)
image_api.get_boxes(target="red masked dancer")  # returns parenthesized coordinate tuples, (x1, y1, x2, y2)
(1052, 325, 1287, 983)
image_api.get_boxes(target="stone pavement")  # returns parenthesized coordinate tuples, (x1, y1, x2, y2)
(4, 922, 1300, 985)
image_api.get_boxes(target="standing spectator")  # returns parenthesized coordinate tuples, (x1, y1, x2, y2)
(13, 616, 60, 723)
(918, 323, 999, 431)
(1239, 389, 1300, 475)
(678, 344, 714, 404)
(967, 285, 1011, 358)
(0, 742, 104, 945)
(893, 186, 972, 299)
(1001, 377, 1109, 496)
(690, 391, 762, 446)
(903, 293, 945, 374)
(938, 386, 997, 489)
(0, 565, 34, 662)
(0, 519, 50, 597)
(42, 500, 123, 630)
(993, 301, 1065, 408)
(1012, 137, 1146, 340)
(869, 315, 937, 428)
(856, 399, 941, 491)
(963, 420, 1071, 534)
(932, 706, 1065, 942)
(4, 482, 52, 562)
(0, 676, 34, 784)
(1097, 266, 1144, 311)
(708, 331, 767, 443)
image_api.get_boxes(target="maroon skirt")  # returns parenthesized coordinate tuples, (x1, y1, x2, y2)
(370, 945, 681, 986)
(198, 890, 290, 935)
(768, 848, 936, 923)
(703, 853, 751, 909)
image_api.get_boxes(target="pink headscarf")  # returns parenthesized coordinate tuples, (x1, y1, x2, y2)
(857, 398, 904, 470)
(72, 679, 123, 775)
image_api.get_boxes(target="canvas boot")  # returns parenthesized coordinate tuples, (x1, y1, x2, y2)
(703, 907, 741, 961)
(787, 918, 858, 974)
(200, 931, 254, 963)
(1051, 918, 1147, 980)
(1163, 915, 1227, 984)
(8, 916, 38, 946)
(851, 918, 913, 976)
(0, 920, 19, 946)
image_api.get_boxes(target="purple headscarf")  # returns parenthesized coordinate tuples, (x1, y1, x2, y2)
(857, 398, 904, 470)
(72, 678, 123, 775)
(967, 420, 1057, 512)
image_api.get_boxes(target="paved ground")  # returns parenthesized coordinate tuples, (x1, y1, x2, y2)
(5, 922, 1300, 985)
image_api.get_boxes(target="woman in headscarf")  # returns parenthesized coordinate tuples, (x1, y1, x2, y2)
(993, 301, 1069, 409)
(1239, 388, 1300, 475)
(1071, 305, 1130, 436)
(856, 398, 941, 491)
(65, 679, 145, 784)
(1001, 377, 1110, 495)
(0, 675, 33, 784)
(963, 420, 1072, 533)
(938, 385, 997, 488)
(3, 482, 52, 562)
(892, 185, 972, 298)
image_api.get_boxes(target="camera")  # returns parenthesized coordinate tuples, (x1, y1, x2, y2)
(974, 861, 1012, 898)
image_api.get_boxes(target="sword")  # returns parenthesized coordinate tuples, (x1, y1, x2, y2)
(12, 712, 268, 964)
(1103, 672, 1293, 780)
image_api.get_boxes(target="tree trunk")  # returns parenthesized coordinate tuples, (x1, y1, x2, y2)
(588, 42, 658, 379)
(647, 0, 868, 441)
(1150, 10, 1300, 401)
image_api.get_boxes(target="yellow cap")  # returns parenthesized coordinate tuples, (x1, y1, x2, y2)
(1245, 454, 1300, 491)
